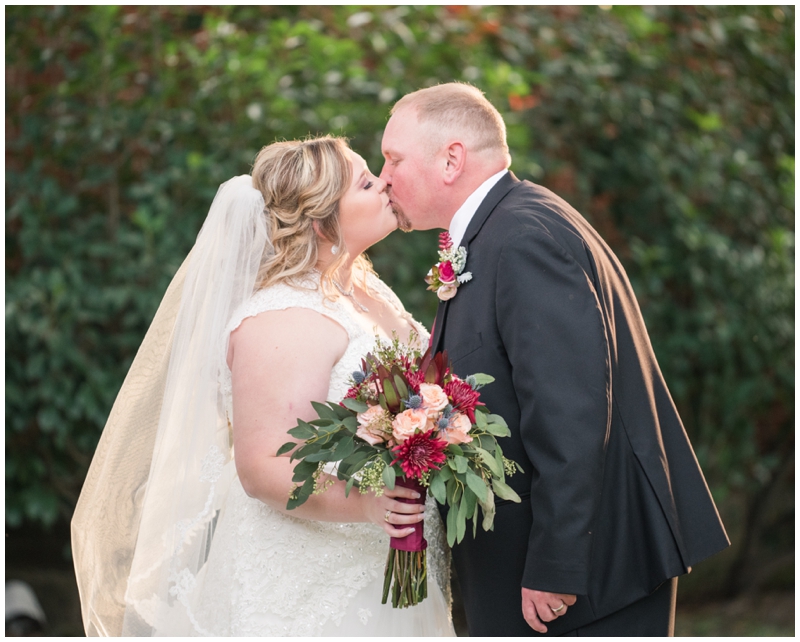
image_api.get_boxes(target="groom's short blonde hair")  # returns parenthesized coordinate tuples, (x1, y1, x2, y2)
(391, 83, 511, 166)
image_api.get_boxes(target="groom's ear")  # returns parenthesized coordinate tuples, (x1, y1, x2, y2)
(441, 141, 466, 185)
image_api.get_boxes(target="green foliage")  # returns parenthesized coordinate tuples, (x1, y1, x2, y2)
(6, 6, 793, 592)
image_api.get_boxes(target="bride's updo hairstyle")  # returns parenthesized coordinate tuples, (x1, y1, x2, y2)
(251, 135, 373, 296)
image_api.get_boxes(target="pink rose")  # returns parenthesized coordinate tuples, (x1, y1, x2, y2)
(437, 283, 458, 301)
(356, 405, 391, 445)
(440, 412, 473, 445)
(392, 408, 433, 442)
(438, 261, 456, 283)
(419, 383, 449, 417)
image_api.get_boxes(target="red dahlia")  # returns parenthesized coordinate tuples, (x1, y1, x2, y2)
(390, 430, 448, 479)
(444, 378, 483, 423)
(404, 368, 426, 393)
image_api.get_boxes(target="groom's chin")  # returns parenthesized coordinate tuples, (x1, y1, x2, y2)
(393, 209, 414, 233)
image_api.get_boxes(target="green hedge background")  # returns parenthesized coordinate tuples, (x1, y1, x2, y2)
(5, 5, 794, 630)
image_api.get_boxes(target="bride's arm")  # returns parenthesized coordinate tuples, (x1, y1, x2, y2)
(228, 307, 423, 536)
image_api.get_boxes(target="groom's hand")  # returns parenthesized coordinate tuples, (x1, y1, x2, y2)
(521, 588, 577, 633)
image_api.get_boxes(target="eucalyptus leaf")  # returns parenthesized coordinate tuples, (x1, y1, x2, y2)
(483, 422, 510, 437)
(333, 403, 355, 420)
(492, 479, 522, 503)
(470, 373, 495, 386)
(287, 421, 316, 440)
(311, 401, 339, 420)
(342, 416, 358, 433)
(341, 398, 368, 414)
(456, 494, 468, 543)
(446, 506, 457, 547)
(291, 440, 323, 461)
(465, 468, 489, 502)
(345, 475, 357, 497)
(430, 471, 446, 504)
(382, 463, 396, 490)
(486, 414, 507, 428)
(479, 490, 496, 531)
(334, 435, 355, 460)
(476, 447, 503, 477)
(291, 459, 319, 483)
(463, 485, 478, 519)
(446, 444, 464, 457)
(286, 476, 315, 510)
(276, 441, 295, 456)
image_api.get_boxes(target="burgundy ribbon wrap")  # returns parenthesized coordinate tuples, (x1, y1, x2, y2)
(390, 476, 428, 552)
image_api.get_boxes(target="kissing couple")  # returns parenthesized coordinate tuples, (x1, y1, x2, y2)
(72, 83, 728, 637)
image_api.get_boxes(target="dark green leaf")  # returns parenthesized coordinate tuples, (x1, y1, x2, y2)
(342, 398, 368, 414)
(311, 401, 339, 420)
(276, 441, 295, 456)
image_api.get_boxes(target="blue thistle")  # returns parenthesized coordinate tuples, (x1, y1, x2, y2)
(442, 404, 453, 418)
(352, 370, 366, 384)
(466, 375, 477, 389)
(406, 394, 423, 409)
(438, 417, 450, 430)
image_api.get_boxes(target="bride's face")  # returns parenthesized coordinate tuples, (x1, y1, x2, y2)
(337, 150, 397, 255)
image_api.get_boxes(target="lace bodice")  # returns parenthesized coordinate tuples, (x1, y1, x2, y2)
(187, 271, 451, 636)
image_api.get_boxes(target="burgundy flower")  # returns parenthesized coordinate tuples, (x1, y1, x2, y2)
(438, 231, 453, 251)
(444, 378, 484, 423)
(438, 261, 456, 283)
(390, 430, 448, 479)
(404, 368, 426, 393)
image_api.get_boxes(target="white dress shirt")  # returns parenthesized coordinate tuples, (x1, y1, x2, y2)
(448, 169, 508, 248)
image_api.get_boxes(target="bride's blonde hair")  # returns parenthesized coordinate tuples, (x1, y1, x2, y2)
(251, 135, 374, 295)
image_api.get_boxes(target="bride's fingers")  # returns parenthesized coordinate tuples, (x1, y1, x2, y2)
(385, 510, 425, 525)
(383, 486, 421, 501)
(383, 523, 416, 538)
(384, 498, 426, 515)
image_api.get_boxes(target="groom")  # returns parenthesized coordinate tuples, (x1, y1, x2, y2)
(380, 83, 729, 636)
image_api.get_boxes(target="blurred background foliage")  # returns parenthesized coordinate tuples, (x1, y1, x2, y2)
(5, 5, 794, 632)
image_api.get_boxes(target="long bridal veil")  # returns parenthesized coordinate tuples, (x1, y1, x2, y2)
(71, 175, 270, 636)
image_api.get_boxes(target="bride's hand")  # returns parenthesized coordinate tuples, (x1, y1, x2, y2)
(365, 486, 426, 538)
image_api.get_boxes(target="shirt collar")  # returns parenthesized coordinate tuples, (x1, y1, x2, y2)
(448, 169, 508, 248)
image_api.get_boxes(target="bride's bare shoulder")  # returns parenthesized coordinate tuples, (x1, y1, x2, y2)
(229, 306, 348, 370)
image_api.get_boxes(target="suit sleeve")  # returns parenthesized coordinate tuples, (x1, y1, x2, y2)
(496, 226, 611, 596)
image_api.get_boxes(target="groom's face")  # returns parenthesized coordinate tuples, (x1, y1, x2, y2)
(380, 108, 442, 231)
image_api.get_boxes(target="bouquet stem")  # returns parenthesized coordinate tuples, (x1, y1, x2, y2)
(381, 476, 428, 608)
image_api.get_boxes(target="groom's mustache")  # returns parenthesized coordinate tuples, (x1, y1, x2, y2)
(388, 188, 413, 232)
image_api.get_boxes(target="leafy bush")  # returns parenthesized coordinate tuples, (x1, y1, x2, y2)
(6, 6, 793, 594)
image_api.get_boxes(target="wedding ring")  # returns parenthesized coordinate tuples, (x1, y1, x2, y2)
(384, 510, 392, 523)
(551, 602, 565, 614)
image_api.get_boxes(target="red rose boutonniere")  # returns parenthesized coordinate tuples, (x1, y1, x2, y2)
(425, 232, 472, 301)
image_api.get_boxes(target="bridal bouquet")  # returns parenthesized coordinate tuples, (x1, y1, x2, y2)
(279, 335, 521, 608)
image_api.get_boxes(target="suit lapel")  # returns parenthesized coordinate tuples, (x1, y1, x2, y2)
(430, 172, 520, 355)
(460, 171, 520, 247)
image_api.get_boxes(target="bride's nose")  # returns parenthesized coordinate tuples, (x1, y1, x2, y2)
(375, 176, 388, 193)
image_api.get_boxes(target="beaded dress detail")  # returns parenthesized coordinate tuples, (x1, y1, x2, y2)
(189, 272, 453, 637)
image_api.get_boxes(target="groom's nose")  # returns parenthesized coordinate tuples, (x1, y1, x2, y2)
(379, 163, 392, 185)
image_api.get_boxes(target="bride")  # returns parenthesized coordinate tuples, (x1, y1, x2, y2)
(71, 136, 455, 636)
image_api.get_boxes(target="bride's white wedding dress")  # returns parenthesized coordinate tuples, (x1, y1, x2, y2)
(184, 271, 455, 636)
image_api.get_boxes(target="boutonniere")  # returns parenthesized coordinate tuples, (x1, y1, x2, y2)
(425, 232, 472, 301)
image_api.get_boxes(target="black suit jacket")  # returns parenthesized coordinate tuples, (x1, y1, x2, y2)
(432, 173, 729, 635)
